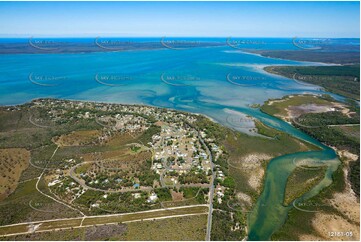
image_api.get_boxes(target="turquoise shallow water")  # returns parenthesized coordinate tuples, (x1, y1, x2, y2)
(0, 43, 334, 106)
(0, 38, 356, 240)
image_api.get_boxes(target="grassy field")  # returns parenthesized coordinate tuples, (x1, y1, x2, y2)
(1, 215, 206, 241)
(0, 148, 30, 200)
(1, 224, 126, 241)
(82, 205, 208, 226)
(0, 205, 208, 237)
(0, 107, 101, 150)
(54, 130, 103, 147)
(0, 179, 79, 227)
(119, 214, 207, 240)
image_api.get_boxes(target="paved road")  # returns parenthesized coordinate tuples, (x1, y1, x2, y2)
(196, 128, 215, 241)
(0, 204, 208, 237)
(327, 123, 360, 127)
(28, 115, 52, 128)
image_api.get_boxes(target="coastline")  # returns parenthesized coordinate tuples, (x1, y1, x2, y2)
(261, 65, 360, 101)
(239, 49, 342, 66)
(0, 41, 226, 55)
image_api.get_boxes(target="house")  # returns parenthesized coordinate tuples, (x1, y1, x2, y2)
(48, 180, 61, 187)
(147, 192, 158, 203)
(132, 193, 141, 199)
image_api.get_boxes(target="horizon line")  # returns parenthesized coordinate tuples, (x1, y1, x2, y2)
(0, 36, 359, 39)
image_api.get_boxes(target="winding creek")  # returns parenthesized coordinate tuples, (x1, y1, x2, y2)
(240, 107, 340, 240)
(0, 38, 353, 239)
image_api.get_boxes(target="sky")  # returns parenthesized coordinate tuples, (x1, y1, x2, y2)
(0, 1, 359, 38)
